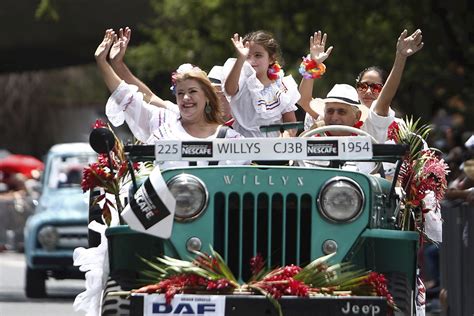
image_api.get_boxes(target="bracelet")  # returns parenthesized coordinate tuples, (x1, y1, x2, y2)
(299, 55, 326, 79)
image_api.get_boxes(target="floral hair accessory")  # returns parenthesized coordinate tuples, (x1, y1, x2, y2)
(170, 63, 203, 94)
(267, 61, 282, 81)
(299, 55, 326, 79)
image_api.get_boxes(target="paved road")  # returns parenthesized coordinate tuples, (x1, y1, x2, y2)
(0, 251, 85, 315)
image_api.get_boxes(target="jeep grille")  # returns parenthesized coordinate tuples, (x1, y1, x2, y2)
(213, 192, 312, 281)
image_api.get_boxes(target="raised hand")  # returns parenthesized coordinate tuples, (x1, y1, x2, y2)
(110, 27, 131, 62)
(309, 31, 333, 64)
(95, 29, 114, 61)
(231, 33, 249, 59)
(397, 29, 424, 57)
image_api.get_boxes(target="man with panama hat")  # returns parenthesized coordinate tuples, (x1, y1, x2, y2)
(305, 83, 394, 143)
(300, 84, 395, 174)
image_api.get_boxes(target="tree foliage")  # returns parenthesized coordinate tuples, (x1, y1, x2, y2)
(125, 0, 472, 123)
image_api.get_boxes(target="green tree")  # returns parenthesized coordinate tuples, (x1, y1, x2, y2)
(125, 0, 472, 124)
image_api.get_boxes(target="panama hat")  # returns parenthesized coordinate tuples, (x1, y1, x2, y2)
(310, 84, 369, 121)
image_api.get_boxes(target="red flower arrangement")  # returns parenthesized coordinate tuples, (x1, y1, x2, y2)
(387, 118, 449, 232)
(134, 249, 397, 315)
(81, 119, 141, 225)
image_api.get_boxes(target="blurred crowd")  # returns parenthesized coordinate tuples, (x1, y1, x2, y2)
(424, 107, 474, 314)
(0, 154, 42, 252)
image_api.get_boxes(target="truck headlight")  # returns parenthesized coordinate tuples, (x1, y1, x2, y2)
(167, 174, 208, 221)
(317, 177, 364, 222)
(38, 225, 59, 251)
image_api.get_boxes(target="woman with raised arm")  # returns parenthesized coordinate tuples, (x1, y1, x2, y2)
(94, 30, 244, 167)
(302, 29, 424, 138)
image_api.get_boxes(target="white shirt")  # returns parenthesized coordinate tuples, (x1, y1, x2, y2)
(152, 121, 248, 169)
(105, 81, 248, 168)
(222, 58, 300, 138)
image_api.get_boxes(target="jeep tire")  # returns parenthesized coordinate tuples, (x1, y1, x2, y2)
(386, 272, 413, 316)
(25, 267, 46, 298)
(100, 278, 130, 316)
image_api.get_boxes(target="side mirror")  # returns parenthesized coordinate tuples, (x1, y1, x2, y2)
(89, 128, 116, 154)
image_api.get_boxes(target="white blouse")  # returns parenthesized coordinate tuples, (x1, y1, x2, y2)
(105, 81, 179, 143)
(105, 81, 248, 168)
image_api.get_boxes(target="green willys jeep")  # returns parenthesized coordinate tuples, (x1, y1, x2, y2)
(93, 126, 418, 316)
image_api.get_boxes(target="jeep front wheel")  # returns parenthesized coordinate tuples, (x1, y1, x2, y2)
(100, 278, 130, 315)
(25, 267, 46, 298)
(386, 272, 413, 316)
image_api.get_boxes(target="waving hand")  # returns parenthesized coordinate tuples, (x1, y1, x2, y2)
(231, 33, 250, 59)
(397, 29, 423, 57)
(309, 31, 333, 64)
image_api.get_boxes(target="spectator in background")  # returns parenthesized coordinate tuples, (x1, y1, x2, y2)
(0, 172, 35, 251)
(207, 65, 233, 125)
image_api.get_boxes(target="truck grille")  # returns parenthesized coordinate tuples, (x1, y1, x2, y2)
(213, 192, 313, 281)
(57, 226, 88, 249)
(38, 225, 89, 250)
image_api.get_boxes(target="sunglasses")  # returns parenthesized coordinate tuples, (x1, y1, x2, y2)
(356, 81, 384, 94)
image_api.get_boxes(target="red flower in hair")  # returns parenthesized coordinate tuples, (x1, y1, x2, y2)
(267, 62, 282, 80)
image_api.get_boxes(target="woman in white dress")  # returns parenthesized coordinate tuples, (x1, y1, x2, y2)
(94, 29, 244, 168)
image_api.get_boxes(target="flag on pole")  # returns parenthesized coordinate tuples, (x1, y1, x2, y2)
(121, 167, 176, 238)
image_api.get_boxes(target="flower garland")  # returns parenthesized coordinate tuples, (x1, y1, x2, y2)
(133, 249, 397, 315)
(267, 61, 282, 80)
(299, 55, 326, 79)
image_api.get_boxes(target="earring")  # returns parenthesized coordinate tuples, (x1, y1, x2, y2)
(205, 101, 212, 114)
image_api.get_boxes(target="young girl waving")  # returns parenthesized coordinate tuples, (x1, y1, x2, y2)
(223, 30, 300, 138)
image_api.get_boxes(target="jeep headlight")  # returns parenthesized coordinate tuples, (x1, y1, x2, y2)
(167, 174, 208, 221)
(38, 225, 59, 251)
(318, 177, 364, 222)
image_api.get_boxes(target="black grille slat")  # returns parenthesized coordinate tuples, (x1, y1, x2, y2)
(213, 192, 226, 257)
(285, 194, 298, 265)
(300, 194, 312, 265)
(270, 194, 284, 268)
(241, 193, 255, 280)
(214, 192, 312, 282)
(256, 193, 269, 266)
(227, 193, 240, 275)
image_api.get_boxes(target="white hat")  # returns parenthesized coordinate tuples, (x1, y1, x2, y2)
(208, 65, 223, 85)
(310, 84, 369, 121)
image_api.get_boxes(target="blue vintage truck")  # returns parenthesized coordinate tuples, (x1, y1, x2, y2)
(23, 142, 96, 298)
